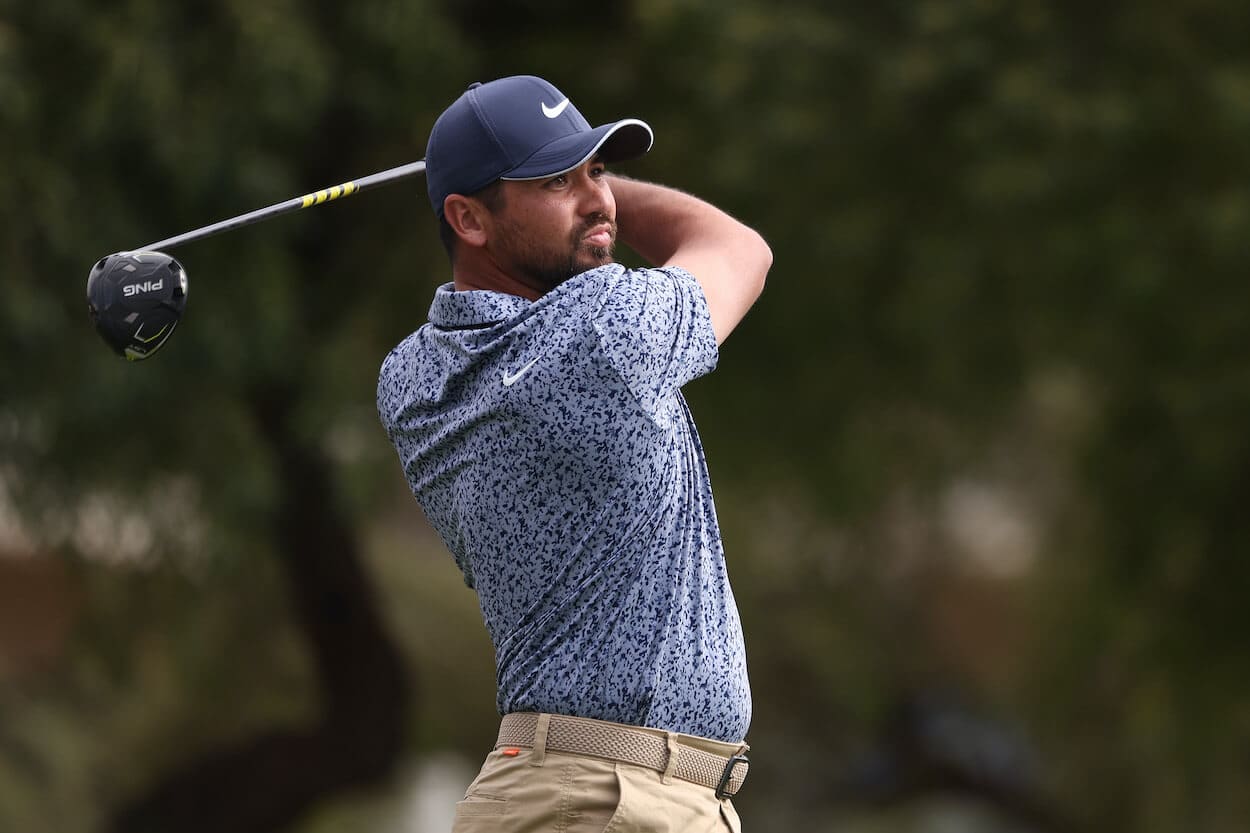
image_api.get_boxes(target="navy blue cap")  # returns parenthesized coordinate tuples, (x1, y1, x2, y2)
(425, 75, 654, 217)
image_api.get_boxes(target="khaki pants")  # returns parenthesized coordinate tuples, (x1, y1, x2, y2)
(451, 717, 745, 833)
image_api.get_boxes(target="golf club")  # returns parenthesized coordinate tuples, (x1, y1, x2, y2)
(86, 160, 426, 361)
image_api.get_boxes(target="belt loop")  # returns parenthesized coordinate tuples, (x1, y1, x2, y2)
(660, 732, 680, 785)
(530, 713, 551, 768)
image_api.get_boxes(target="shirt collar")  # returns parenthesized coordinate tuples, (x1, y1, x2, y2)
(427, 282, 533, 329)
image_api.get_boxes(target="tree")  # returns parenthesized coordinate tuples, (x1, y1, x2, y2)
(2, 2, 1248, 832)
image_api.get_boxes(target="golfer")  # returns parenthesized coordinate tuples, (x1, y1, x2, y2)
(378, 75, 771, 832)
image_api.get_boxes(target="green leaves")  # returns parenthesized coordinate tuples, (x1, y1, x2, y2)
(3, 2, 1249, 831)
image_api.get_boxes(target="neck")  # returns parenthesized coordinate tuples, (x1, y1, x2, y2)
(452, 250, 547, 301)
(453, 271, 544, 301)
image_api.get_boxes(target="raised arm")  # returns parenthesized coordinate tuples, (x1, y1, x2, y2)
(609, 175, 772, 345)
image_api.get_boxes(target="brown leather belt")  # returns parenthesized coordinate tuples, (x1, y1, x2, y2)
(496, 712, 750, 798)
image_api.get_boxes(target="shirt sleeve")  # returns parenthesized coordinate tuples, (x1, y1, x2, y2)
(590, 266, 719, 415)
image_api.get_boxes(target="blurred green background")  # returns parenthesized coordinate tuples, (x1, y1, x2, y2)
(3, 1, 1249, 831)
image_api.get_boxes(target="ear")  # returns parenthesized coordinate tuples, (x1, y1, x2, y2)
(443, 194, 491, 249)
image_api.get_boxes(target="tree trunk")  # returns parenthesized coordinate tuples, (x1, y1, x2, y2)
(106, 384, 409, 833)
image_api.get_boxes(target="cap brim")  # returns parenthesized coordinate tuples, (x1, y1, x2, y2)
(501, 119, 654, 181)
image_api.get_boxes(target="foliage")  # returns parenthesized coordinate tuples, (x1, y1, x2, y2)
(2, 1, 1249, 831)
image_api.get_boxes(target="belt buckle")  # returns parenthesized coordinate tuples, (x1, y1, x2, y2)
(714, 754, 749, 799)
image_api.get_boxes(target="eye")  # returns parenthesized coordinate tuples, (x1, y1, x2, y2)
(546, 174, 569, 188)
(590, 163, 607, 178)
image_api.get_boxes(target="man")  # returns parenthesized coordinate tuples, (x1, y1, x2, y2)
(378, 75, 771, 832)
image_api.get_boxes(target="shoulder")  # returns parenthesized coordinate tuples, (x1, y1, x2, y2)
(581, 263, 702, 297)
(556, 264, 707, 325)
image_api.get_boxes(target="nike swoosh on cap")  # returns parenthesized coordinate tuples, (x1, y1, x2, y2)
(541, 98, 570, 119)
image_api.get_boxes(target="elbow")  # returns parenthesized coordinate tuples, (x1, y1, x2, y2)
(748, 229, 772, 299)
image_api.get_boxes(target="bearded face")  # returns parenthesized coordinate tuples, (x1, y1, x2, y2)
(490, 209, 617, 292)
(476, 161, 618, 294)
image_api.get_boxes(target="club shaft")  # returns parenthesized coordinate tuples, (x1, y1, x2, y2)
(137, 160, 427, 252)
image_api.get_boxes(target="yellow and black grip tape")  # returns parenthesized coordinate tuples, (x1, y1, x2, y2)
(300, 181, 359, 209)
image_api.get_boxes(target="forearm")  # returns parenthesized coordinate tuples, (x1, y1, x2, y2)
(609, 175, 760, 266)
(608, 174, 772, 344)
(609, 175, 711, 264)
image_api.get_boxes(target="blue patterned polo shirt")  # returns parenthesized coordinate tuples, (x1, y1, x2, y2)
(377, 263, 751, 743)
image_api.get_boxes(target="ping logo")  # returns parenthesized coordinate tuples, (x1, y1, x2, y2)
(123, 279, 164, 297)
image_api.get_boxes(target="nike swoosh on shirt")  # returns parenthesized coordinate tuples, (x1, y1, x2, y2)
(541, 98, 570, 119)
(502, 356, 541, 386)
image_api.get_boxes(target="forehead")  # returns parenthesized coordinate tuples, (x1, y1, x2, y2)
(505, 155, 605, 187)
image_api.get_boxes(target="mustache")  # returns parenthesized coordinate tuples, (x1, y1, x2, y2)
(579, 214, 616, 239)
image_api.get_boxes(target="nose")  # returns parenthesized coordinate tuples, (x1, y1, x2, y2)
(575, 166, 614, 218)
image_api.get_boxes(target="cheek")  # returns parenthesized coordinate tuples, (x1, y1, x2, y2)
(503, 196, 585, 247)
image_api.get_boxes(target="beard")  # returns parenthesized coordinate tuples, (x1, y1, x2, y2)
(494, 214, 617, 293)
